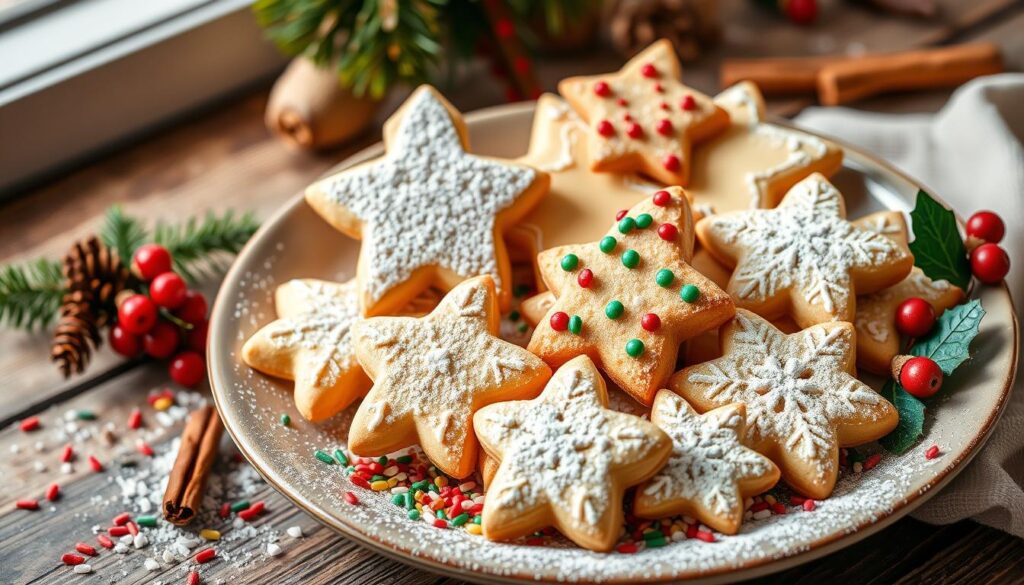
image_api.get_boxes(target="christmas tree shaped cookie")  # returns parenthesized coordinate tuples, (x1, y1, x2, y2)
(528, 188, 734, 406)
(558, 39, 729, 185)
(634, 391, 779, 534)
(305, 85, 550, 316)
(670, 310, 898, 499)
(696, 173, 913, 328)
(348, 276, 550, 479)
(474, 356, 671, 551)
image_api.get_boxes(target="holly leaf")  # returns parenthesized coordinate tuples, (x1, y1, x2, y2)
(910, 299, 985, 375)
(909, 190, 971, 290)
(880, 380, 926, 454)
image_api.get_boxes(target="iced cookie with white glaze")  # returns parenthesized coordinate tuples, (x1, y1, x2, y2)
(474, 356, 671, 552)
(348, 276, 550, 479)
(305, 85, 550, 316)
(670, 310, 898, 499)
(634, 391, 779, 534)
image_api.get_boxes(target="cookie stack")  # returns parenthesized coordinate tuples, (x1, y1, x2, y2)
(241, 40, 965, 553)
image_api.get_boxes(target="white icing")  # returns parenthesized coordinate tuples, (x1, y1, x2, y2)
(317, 90, 537, 303)
(537, 102, 583, 173)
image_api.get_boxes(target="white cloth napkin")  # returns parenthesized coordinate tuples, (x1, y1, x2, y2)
(796, 74, 1024, 537)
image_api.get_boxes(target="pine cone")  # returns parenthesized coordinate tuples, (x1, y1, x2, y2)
(50, 236, 132, 377)
(608, 0, 720, 62)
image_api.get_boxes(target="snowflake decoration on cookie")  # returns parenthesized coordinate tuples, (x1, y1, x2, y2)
(348, 276, 550, 479)
(305, 85, 549, 316)
(696, 173, 913, 327)
(671, 310, 897, 499)
(634, 392, 779, 535)
(474, 356, 671, 552)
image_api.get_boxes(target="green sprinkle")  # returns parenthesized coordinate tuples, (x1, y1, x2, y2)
(560, 254, 579, 271)
(371, 475, 386, 482)
(452, 513, 470, 526)
(136, 515, 158, 527)
(75, 410, 97, 421)
(635, 213, 653, 228)
(626, 339, 645, 358)
(605, 300, 624, 320)
(517, 322, 529, 333)
(621, 249, 640, 269)
(568, 315, 583, 335)
(513, 284, 530, 298)
(391, 494, 405, 505)
(618, 217, 636, 234)
(656, 268, 674, 287)
(508, 310, 520, 322)
(280, 413, 291, 427)
(231, 500, 251, 513)
(642, 529, 665, 541)
(314, 450, 334, 465)
(405, 492, 415, 510)
(599, 236, 617, 254)
(344, 466, 354, 476)
(408, 509, 421, 520)
(473, 515, 482, 524)
(428, 483, 438, 493)
(412, 480, 430, 491)
(378, 456, 388, 465)
(646, 535, 668, 548)
(396, 455, 413, 464)
(680, 284, 700, 303)
(436, 510, 447, 520)
(333, 449, 349, 466)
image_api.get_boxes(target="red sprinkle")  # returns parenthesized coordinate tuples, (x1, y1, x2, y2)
(681, 95, 697, 111)
(663, 154, 681, 172)
(686, 523, 698, 538)
(863, 453, 882, 471)
(653, 82, 664, 93)
(640, 63, 658, 78)
(108, 526, 129, 537)
(577, 269, 594, 288)
(60, 444, 74, 463)
(432, 519, 448, 529)
(656, 119, 673, 136)
(750, 501, 769, 513)
(925, 445, 940, 460)
(803, 499, 817, 512)
(694, 530, 716, 543)
(238, 501, 266, 521)
(219, 502, 230, 519)
(137, 440, 154, 457)
(652, 190, 671, 206)
(127, 521, 139, 536)
(525, 537, 545, 545)
(615, 209, 629, 221)
(641, 313, 661, 332)
(19, 416, 40, 432)
(657, 223, 678, 241)
(660, 102, 671, 111)
(45, 483, 60, 502)
(187, 571, 201, 585)
(96, 534, 114, 549)
(61, 553, 85, 566)
(344, 491, 359, 505)
(16, 499, 39, 510)
(195, 548, 216, 564)
(626, 122, 644, 139)
(617, 97, 628, 107)
(789, 495, 806, 506)
(772, 502, 786, 515)
(75, 542, 98, 556)
(616, 543, 638, 554)
(113, 512, 131, 526)
(596, 120, 614, 137)
(350, 475, 370, 489)
(128, 408, 142, 430)
(87, 455, 103, 473)
(549, 312, 569, 332)
(593, 81, 611, 97)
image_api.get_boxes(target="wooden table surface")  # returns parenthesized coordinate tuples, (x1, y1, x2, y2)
(3, 1, 1024, 583)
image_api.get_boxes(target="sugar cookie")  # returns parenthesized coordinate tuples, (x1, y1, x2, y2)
(305, 85, 550, 316)
(695, 173, 913, 328)
(634, 391, 779, 534)
(474, 356, 671, 551)
(670, 310, 898, 499)
(558, 40, 729, 185)
(349, 276, 551, 479)
(528, 189, 735, 406)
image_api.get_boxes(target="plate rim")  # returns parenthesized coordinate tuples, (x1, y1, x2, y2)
(207, 100, 1020, 584)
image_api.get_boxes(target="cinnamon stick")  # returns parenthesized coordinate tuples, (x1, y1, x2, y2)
(817, 42, 1003, 105)
(720, 55, 850, 96)
(163, 406, 224, 526)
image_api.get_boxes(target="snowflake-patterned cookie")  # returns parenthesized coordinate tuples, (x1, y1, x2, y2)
(558, 40, 730, 185)
(305, 85, 550, 316)
(696, 173, 913, 328)
(670, 310, 898, 499)
(348, 276, 551, 479)
(474, 356, 671, 552)
(634, 391, 779, 534)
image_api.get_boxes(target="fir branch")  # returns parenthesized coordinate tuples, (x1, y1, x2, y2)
(101, 205, 149, 265)
(153, 210, 259, 283)
(0, 258, 65, 330)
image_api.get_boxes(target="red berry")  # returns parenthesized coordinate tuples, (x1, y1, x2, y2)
(658, 223, 678, 241)
(150, 272, 187, 309)
(895, 297, 936, 338)
(966, 211, 1005, 243)
(132, 244, 172, 281)
(971, 243, 1010, 284)
(899, 356, 943, 399)
(663, 154, 680, 171)
(176, 291, 208, 324)
(680, 95, 696, 111)
(549, 311, 569, 332)
(786, 0, 818, 25)
(656, 119, 673, 136)
(640, 63, 658, 78)
(187, 319, 209, 352)
(169, 351, 205, 387)
(596, 120, 615, 137)
(118, 294, 157, 334)
(109, 324, 141, 358)
(641, 313, 661, 332)
(593, 81, 611, 97)
(652, 191, 671, 206)
(626, 123, 644, 139)
(144, 321, 180, 359)
(577, 269, 594, 288)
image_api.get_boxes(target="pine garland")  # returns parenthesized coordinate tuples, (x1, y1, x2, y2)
(154, 210, 260, 283)
(0, 258, 64, 330)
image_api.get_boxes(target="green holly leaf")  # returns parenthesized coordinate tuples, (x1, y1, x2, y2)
(910, 299, 985, 375)
(880, 380, 926, 454)
(909, 190, 971, 290)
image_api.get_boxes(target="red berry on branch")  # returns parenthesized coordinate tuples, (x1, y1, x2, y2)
(118, 294, 157, 334)
(132, 244, 172, 281)
(971, 243, 1010, 284)
(187, 319, 209, 353)
(176, 291, 208, 324)
(898, 356, 943, 399)
(549, 311, 569, 332)
(785, 0, 818, 25)
(169, 351, 205, 387)
(109, 324, 141, 358)
(895, 297, 936, 338)
(966, 210, 1005, 243)
(144, 321, 180, 359)
(150, 272, 187, 309)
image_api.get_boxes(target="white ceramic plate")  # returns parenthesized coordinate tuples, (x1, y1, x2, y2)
(208, 102, 1019, 584)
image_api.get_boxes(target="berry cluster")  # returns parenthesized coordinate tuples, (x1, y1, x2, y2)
(109, 244, 207, 387)
(966, 210, 1010, 285)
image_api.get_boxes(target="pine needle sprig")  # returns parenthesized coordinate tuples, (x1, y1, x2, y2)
(0, 258, 65, 330)
(100, 205, 149, 265)
(153, 210, 260, 283)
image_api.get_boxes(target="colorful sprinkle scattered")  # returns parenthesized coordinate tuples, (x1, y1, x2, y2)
(314, 450, 335, 465)
(626, 339, 645, 358)
(200, 529, 221, 541)
(621, 249, 640, 269)
(344, 491, 359, 505)
(187, 571, 201, 585)
(925, 445, 940, 460)
(60, 444, 74, 463)
(45, 483, 60, 502)
(87, 455, 103, 473)
(635, 213, 653, 229)
(127, 408, 142, 429)
(19, 416, 40, 432)
(75, 542, 97, 556)
(652, 190, 671, 206)
(656, 268, 674, 287)
(280, 413, 291, 427)
(863, 453, 882, 471)
(230, 499, 251, 513)
(568, 315, 583, 335)
(577, 268, 593, 288)
(618, 217, 636, 234)
(137, 515, 158, 527)
(657, 223, 678, 241)
(641, 313, 661, 332)
(605, 300, 624, 320)
(96, 534, 114, 549)
(560, 254, 579, 271)
(550, 311, 569, 332)
(680, 284, 700, 303)
(61, 553, 85, 566)
(15, 499, 39, 510)
(599, 236, 617, 254)
(194, 548, 216, 564)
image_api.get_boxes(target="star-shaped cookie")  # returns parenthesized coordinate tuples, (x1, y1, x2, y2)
(241, 279, 369, 422)
(349, 276, 550, 479)
(305, 85, 550, 316)
(528, 188, 735, 406)
(685, 82, 844, 214)
(634, 391, 779, 535)
(474, 356, 671, 551)
(696, 173, 913, 328)
(670, 310, 898, 499)
(558, 40, 729, 185)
